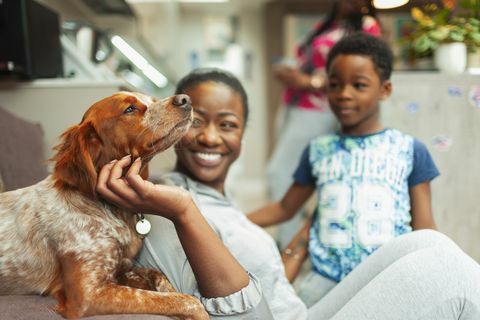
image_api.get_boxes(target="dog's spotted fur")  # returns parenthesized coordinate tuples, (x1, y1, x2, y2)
(0, 92, 208, 320)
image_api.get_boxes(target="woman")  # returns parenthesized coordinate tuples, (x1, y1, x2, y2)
(97, 68, 480, 319)
(268, 0, 382, 249)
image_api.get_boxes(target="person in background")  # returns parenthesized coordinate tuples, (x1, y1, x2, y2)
(249, 33, 440, 306)
(96, 68, 480, 320)
(268, 0, 383, 249)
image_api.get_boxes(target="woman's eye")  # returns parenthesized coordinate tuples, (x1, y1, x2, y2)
(124, 105, 137, 114)
(221, 122, 238, 129)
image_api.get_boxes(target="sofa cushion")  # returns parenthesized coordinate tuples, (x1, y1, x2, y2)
(0, 295, 174, 319)
(0, 106, 48, 192)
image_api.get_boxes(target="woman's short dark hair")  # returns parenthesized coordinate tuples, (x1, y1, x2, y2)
(175, 68, 249, 124)
(326, 32, 393, 81)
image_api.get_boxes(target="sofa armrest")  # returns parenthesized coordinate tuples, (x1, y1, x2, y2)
(0, 296, 175, 320)
(0, 106, 48, 192)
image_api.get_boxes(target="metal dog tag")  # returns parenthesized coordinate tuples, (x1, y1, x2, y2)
(135, 214, 151, 236)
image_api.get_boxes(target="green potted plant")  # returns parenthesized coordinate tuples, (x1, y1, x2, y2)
(407, 0, 480, 72)
(461, 0, 480, 67)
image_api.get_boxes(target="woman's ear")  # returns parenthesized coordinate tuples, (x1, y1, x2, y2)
(380, 80, 392, 100)
(51, 122, 102, 198)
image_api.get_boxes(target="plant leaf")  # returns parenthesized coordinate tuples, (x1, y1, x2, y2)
(429, 27, 450, 40)
(413, 34, 433, 53)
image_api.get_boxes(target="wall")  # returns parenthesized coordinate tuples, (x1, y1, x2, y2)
(0, 81, 125, 172)
(383, 72, 480, 261)
(0, 0, 132, 168)
(37, 0, 138, 37)
(1, 1, 270, 211)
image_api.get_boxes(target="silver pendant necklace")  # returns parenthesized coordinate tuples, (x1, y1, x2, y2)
(135, 213, 151, 236)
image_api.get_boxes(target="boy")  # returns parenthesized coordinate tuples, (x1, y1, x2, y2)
(248, 33, 440, 305)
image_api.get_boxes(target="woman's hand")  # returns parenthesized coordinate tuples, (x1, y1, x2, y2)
(273, 65, 311, 90)
(96, 155, 195, 224)
(282, 220, 311, 282)
(97, 156, 250, 298)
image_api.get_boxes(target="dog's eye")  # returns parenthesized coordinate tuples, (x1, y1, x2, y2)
(192, 118, 203, 128)
(124, 105, 138, 114)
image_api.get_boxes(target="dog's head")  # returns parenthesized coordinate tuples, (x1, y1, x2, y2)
(52, 92, 192, 198)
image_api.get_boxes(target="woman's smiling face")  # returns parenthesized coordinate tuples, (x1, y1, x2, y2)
(174, 81, 245, 193)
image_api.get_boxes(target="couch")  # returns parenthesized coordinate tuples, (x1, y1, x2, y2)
(0, 106, 172, 319)
(0, 296, 173, 320)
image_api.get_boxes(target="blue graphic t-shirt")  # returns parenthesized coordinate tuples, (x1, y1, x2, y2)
(293, 129, 439, 282)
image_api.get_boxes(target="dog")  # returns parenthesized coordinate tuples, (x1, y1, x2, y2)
(0, 92, 209, 320)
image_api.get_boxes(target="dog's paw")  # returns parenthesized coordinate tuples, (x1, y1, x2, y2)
(152, 272, 176, 293)
(182, 296, 209, 320)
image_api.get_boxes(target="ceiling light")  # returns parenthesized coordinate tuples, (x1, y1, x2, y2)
(126, 0, 170, 3)
(373, 0, 409, 9)
(179, 0, 228, 2)
(111, 35, 168, 88)
(126, 0, 229, 3)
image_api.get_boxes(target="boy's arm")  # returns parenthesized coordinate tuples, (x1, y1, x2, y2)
(408, 138, 439, 230)
(281, 220, 310, 282)
(409, 181, 437, 230)
(247, 183, 315, 227)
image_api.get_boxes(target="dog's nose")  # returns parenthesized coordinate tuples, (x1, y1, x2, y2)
(172, 94, 191, 109)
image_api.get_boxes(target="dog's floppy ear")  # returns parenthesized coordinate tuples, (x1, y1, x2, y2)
(52, 121, 103, 198)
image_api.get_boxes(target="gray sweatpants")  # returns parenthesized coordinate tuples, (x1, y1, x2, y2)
(307, 230, 480, 319)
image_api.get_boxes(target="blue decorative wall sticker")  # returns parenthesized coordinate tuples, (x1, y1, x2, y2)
(406, 102, 419, 114)
(432, 134, 453, 152)
(448, 86, 462, 97)
(468, 85, 480, 108)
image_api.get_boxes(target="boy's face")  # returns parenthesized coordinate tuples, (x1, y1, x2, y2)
(327, 54, 392, 135)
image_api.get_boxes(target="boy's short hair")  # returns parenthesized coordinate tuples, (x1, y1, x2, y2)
(326, 33, 393, 81)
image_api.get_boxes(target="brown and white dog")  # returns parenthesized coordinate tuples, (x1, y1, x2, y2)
(0, 92, 209, 320)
